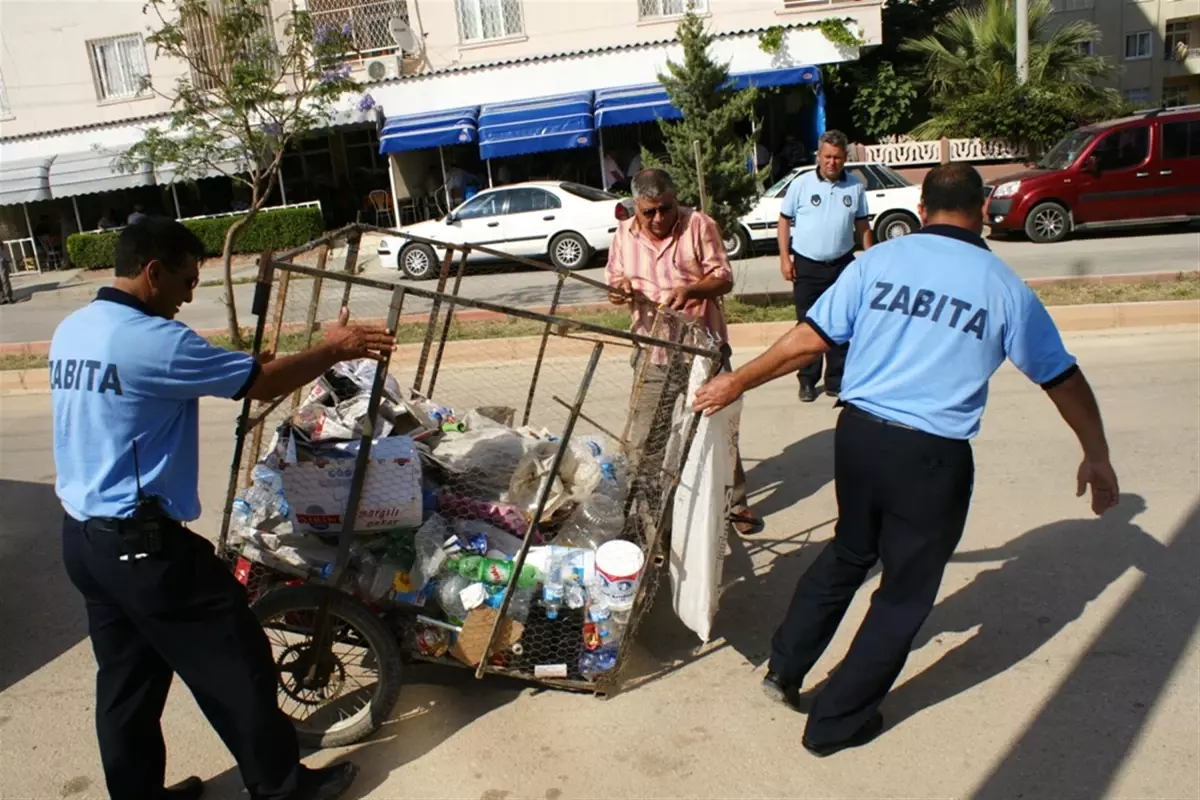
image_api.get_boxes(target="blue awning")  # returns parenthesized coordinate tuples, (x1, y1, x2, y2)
(727, 65, 821, 92)
(378, 106, 480, 155)
(593, 66, 821, 129)
(594, 84, 682, 129)
(478, 92, 595, 160)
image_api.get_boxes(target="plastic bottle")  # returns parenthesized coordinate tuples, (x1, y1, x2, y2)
(556, 494, 624, 551)
(541, 555, 565, 620)
(448, 555, 540, 589)
(484, 585, 534, 624)
(409, 515, 449, 591)
(437, 573, 472, 622)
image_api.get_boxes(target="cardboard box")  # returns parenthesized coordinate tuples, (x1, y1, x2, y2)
(281, 435, 423, 535)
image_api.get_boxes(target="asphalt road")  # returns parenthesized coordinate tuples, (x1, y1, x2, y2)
(2, 227, 1197, 344)
(1, 326, 1197, 799)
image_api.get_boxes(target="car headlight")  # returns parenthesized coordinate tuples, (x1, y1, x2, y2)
(991, 181, 1021, 199)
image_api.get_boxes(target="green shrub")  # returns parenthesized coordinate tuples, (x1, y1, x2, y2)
(65, 206, 325, 270)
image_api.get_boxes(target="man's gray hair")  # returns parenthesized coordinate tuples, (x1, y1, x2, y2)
(818, 130, 850, 152)
(631, 168, 677, 200)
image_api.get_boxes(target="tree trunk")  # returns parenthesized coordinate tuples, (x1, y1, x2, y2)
(222, 212, 254, 349)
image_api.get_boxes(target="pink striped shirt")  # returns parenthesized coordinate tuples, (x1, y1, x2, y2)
(605, 207, 732, 363)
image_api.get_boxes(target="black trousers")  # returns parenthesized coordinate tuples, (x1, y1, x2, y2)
(791, 251, 854, 390)
(62, 515, 301, 800)
(768, 405, 974, 746)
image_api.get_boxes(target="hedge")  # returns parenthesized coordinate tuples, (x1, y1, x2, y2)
(65, 206, 325, 270)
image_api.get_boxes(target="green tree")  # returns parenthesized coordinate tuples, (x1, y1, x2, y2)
(119, 0, 359, 346)
(821, 0, 960, 141)
(643, 12, 762, 237)
(904, 0, 1127, 149)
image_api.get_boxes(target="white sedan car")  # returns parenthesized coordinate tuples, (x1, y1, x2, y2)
(726, 162, 924, 259)
(378, 181, 626, 280)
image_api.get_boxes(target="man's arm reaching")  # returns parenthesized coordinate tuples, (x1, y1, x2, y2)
(693, 322, 829, 415)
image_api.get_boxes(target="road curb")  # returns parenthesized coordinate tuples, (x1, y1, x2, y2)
(4, 299, 1197, 397)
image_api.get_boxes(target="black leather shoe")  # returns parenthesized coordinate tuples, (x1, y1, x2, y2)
(299, 762, 359, 800)
(799, 382, 818, 403)
(824, 385, 840, 398)
(165, 776, 204, 800)
(803, 712, 884, 757)
(761, 672, 803, 711)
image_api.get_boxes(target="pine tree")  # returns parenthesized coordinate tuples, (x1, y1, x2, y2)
(643, 12, 763, 237)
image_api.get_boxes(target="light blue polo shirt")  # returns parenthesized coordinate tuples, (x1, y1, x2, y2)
(806, 225, 1078, 440)
(781, 169, 868, 262)
(50, 288, 259, 522)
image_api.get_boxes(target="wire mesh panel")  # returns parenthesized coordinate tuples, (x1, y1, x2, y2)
(219, 225, 720, 707)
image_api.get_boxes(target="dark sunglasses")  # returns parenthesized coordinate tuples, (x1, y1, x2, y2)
(638, 202, 677, 219)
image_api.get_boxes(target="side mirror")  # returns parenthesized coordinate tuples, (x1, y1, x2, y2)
(1084, 155, 1100, 176)
(444, 213, 456, 224)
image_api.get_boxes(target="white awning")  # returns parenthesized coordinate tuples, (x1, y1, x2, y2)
(0, 154, 55, 207)
(48, 148, 155, 199)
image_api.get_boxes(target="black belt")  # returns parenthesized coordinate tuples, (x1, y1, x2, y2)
(839, 402, 922, 433)
(792, 250, 853, 268)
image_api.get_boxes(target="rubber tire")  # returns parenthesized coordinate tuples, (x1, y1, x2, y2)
(252, 585, 403, 749)
(874, 211, 919, 242)
(398, 242, 438, 280)
(724, 226, 752, 260)
(1024, 202, 1071, 244)
(548, 231, 592, 270)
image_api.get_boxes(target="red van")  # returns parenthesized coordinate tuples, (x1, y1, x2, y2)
(985, 105, 1200, 243)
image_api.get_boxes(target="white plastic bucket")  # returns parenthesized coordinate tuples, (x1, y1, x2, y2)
(595, 540, 645, 611)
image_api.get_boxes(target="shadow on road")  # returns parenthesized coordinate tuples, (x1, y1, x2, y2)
(198, 665, 528, 800)
(873, 492, 1200, 798)
(716, 427, 838, 668)
(0, 479, 87, 693)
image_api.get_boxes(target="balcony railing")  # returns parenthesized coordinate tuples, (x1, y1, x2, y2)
(310, 0, 410, 61)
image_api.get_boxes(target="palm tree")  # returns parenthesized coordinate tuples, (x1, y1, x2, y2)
(904, 0, 1124, 139)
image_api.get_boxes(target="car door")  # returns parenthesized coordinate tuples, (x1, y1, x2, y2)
(845, 164, 886, 219)
(1158, 117, 1200, 217)
(445, 189, 510, 259)
(500, 187, 562, 257)
(1073, 124, 1153, 223)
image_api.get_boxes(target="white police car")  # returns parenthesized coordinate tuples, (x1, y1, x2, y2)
(725, 162, 924, 259)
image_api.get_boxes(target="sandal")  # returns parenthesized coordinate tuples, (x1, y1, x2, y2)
(729, 507, 765, 537)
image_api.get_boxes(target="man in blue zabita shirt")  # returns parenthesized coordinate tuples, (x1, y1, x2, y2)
(694, 164, 1121, 757)
(50, 217, 394, 800)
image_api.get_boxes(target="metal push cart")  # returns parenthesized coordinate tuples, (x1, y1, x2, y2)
(217, 223, 722, 748)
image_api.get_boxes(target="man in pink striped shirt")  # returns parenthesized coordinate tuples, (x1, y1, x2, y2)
(606, 168, 762, 536)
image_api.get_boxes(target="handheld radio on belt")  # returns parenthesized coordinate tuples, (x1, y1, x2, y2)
(120, 441, 165, 560)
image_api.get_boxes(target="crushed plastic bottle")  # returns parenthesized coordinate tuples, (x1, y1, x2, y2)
(555, 494, 624, 551)
(409, 515, 449, 592)
(541, 554, 565, 620)
(484, 584, 534, 624)
(437, 573, 472, 622)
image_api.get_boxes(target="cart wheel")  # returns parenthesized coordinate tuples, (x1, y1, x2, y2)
(253, 585, 403, 749)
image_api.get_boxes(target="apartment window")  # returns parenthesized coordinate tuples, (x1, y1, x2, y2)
(310, 0, 409, 60)
(1162, 84, 1190, 108)
(1165, 21, 1190, 60)
(456, 0, 524, 43)
(183, 0, 276, 91)
(1124, 30, 1152, 60)
(638, 0, 708, 20)
(1162, 120, 1200, 160)
(1078, 40, 1095, 56)
(1122, 87, 1153, 107)
(88, 35, 150, 101)
(0, 70, 10, 117)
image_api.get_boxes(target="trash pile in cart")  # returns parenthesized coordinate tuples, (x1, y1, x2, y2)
(228, 358, 648, 682)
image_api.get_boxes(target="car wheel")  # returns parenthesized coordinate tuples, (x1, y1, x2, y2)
(549, 232, 591, 270)
(875, 211, 919, 242)
(1025, 202, 1070, 244)
(723, 227, 751, 260)
(399, 242, 437, 280)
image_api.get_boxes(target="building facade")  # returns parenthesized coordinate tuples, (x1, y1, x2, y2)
(0, 0, 883, 257)
(1049, 0, 1200, 108)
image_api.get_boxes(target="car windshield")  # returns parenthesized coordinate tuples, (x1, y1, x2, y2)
(764, 169, 807, 197)
(873, 164, 913, 188)
(1039, 130, 1096, 171)
(559, 182, 617, 202)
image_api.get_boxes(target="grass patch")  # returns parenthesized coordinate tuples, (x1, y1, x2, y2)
(6, 278, 1197, 372)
